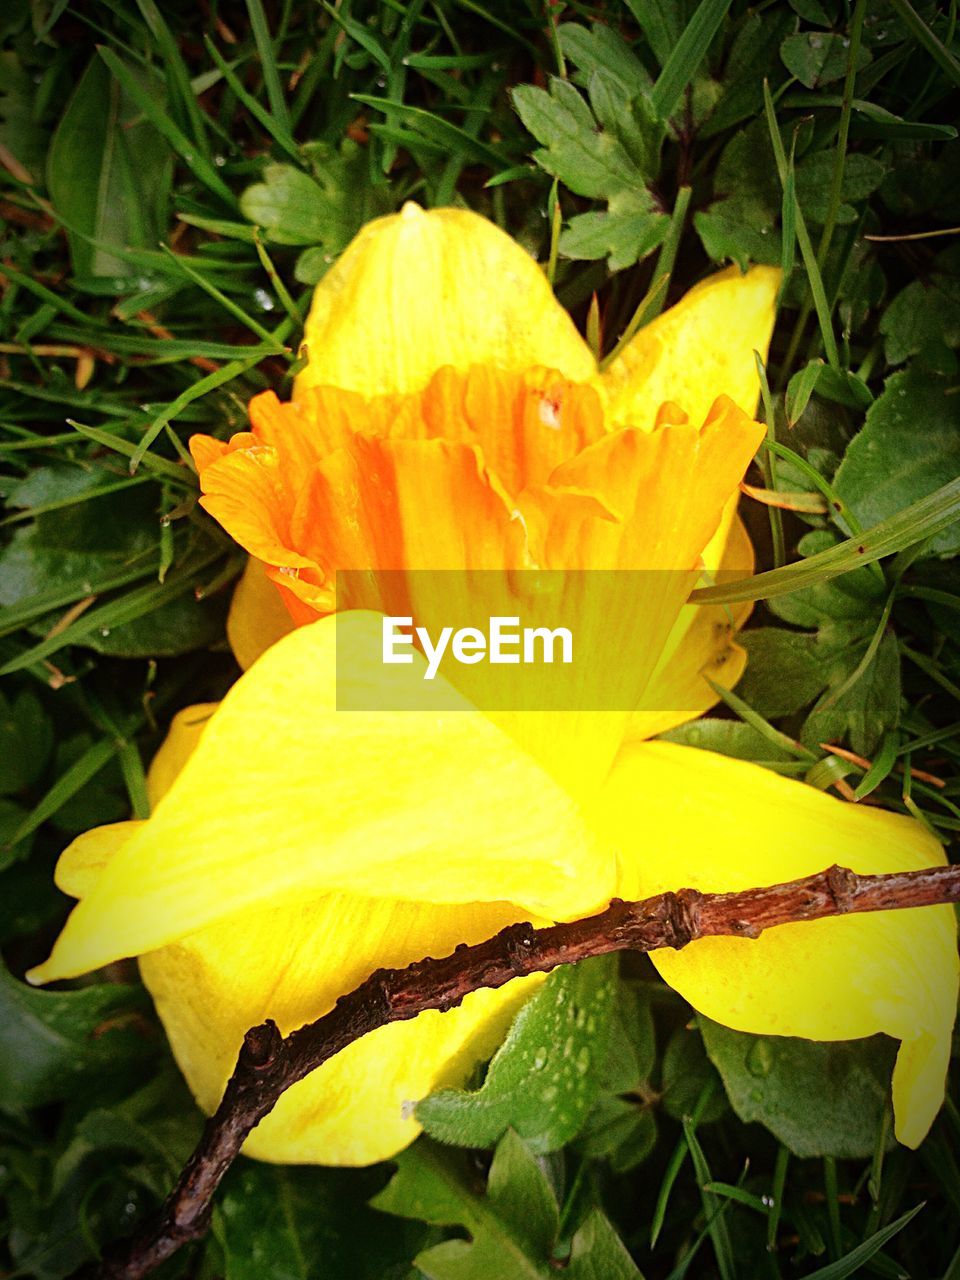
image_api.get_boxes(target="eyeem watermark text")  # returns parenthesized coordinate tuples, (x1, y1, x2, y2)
(383, 615, 573, 680)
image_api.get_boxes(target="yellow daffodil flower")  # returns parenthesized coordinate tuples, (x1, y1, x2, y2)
(31, 205, 957, 1166)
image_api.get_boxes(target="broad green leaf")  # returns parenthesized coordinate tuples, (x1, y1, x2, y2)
(700, 1018, 896, 1159)
(813, 366, 873, 411)
(765, 530, 885, 628)
(694, 121, 781, 269)
(661, 1025, 727, 1125)
(513, 76, 667, 270)
(621, 0, 679, 67)
(880, 246, 960, 367)
(559, 207, 668, 271)
(738, 628, 829, 718)
(417, 957, 616, 1154)
(700, 9, 796, 138)
(220, 1163, 424, 1280)
(241, 164, 342, 244)
(0, 963, 151, 1112)
(796, 152, 887, 225)
(558, 23, 653, 97)
(81, 587, 228, 659)
(780, 31, 871, 89)
(241, 147, 390, 252)
(512, 78, 647, 200)
(46, 56, 172, 277)
(0, 798, 32, 871)
(97, 45, 236, 209)
(579, 1098, 657, 1173)
(0, 862, 65, 944)
(565, 1211, 646, 1280)
(659, 719, 800, 770)
(577, 984, 659, 1172)
(801, 628, 901, 756)
(380, 1134, 641, 1280)
(0, 688, 53, 794)
(0, 49, 46, 175)
(835, 367, 960, 557)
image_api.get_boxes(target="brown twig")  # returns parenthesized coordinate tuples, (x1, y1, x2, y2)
(85, 862, 960, 1279)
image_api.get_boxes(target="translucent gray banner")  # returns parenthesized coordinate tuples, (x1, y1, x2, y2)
(334, 569, 749, 712)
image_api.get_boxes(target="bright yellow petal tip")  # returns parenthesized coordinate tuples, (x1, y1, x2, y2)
(294, 202, 596, 400)
(599, 264, 780, 428)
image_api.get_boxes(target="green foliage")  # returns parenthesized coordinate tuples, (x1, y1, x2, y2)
(417, 956, 617, 1154)
(512, 76, 667, 269)
(219, 1163, 426, 1279)
(700, 1019, 897, 1159)
(0, 963, 151, 1111)
(2, 0, 959, 1277)
(836, 366, 960, 556)
(376, 1132, 643, 1279)
(46, 55, 173, 277)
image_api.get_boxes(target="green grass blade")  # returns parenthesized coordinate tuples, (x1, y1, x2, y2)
(0, 265, 95, 326)
(351, 94, 510, 168)
(160, 245, 290, 352)
(763, 80, 840, 369)
(127, 315, 293, 471)
(321, 2, 390, 69)
(69, 422, 192, 484)
(117, 739, 150, 819)
(816, 0, 867, 273)
(803, 1203, 924, 1279)
(2, 474, 149, 526)
(0, 555, 219, 675)
(97, 45, 238, 208)
(0, 552, 157, 637)
(692, 476, 960, 605)
(888, 0, 960, 87)
(853, 731, 900, 800)
(650, 0, 734, 121)
(133, 0, 209, 149)
(204, 36, 300, 162)
(7, 736, 120, 848)
(645, 185, 691, 322)
(682, 1121, 736, 1280)
(246, 0, 292, 133)
(705, 678, 816, 760)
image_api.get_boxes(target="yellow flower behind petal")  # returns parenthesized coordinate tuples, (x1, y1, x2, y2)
(598, 264, 780, 428)
(294, 203, 597, 400)
(227, 557, 295, 671)
(595, 741, 958, 1148)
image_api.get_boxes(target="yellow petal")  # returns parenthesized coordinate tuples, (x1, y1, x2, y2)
(146, 702, 219, 810)
(140, 892, 543, 1165)
(594, 742, 958, 1148)
(54, 822, 144, 899)
(294, 203, 596, 400)
(599, 265, 780, 428)
(30, 612, 612, 983)
(227, 557, 296, 670)
(627, 512, 754, 740)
